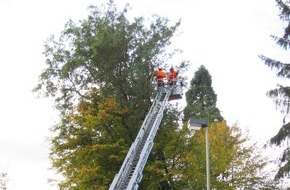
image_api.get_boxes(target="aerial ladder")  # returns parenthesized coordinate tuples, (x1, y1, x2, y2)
(109, 84, 183, 190)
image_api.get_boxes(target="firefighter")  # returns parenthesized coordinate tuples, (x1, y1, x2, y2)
(154, 67, 166, 88)
(167, 67, 178, 86)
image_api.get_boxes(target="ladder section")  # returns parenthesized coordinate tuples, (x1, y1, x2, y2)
(109, 88, 173, 190)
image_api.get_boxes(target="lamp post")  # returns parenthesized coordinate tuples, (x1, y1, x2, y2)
(188, 118, 210, 190)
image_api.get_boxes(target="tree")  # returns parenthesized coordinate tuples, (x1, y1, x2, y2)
(183, 65, 278, 189)
(183, 65, 223, 123)
(259, 0, 290, 182)
(183, 65, 235, 189)
(139, 107, 189, 189)
(179, 121, 240, 189)
(34, 1, 185, 189)
(222, 127, 279, 190)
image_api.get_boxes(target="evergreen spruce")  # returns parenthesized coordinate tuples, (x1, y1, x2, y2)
(183, 65, 223, 123)
(259, 0, 290, 182)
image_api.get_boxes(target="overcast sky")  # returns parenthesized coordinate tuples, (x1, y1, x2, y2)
(0, 0, 287, 189)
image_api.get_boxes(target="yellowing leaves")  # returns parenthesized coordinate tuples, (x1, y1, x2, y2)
(96, 97, 129, 124)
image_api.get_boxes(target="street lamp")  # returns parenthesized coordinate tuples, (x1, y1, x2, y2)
(188, 118, 210, 190)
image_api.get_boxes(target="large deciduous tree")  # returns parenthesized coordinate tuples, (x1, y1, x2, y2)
(259, 0, 290, 182)
(34, 1, 184, 189)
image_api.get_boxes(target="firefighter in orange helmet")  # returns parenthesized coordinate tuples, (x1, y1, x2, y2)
(154, 67, 166, 88)
(167, 67, 178, 86)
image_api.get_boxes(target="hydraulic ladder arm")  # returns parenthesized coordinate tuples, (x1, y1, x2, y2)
(109, 86, 176, 190)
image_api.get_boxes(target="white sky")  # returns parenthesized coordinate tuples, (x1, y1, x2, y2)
(0, 0, 287, 189)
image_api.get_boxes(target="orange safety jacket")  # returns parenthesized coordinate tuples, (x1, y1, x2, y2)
(154, 70, 166, 82)
(167, 70, 178, 82)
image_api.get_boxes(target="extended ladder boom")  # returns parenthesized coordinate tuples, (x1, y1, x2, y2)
(109, 87, 174, 190)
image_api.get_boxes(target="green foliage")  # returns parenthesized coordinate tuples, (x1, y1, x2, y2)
(220, 126, 279, 189)
(34, 0, 181, 112)
(184, 65, 223, 123)
(258, 0, 290, 120)
(34, 1, 185, 189)
(50, 91, 130, 189)
(259, 0, 290, 182)
(269, 122, 290, 147)
(189, 121, 239, 190)
(259, 56, 290, 117)
(34, 0, 276, 188)
(183, 65, 277, 189)
(139, 109, 188, 189)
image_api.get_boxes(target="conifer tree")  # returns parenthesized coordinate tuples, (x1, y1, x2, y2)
(183, 65, 234, 189)
(183, 65, 278, 189)
(183, 65, 223, 123)
(259, 0, 290, 182)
